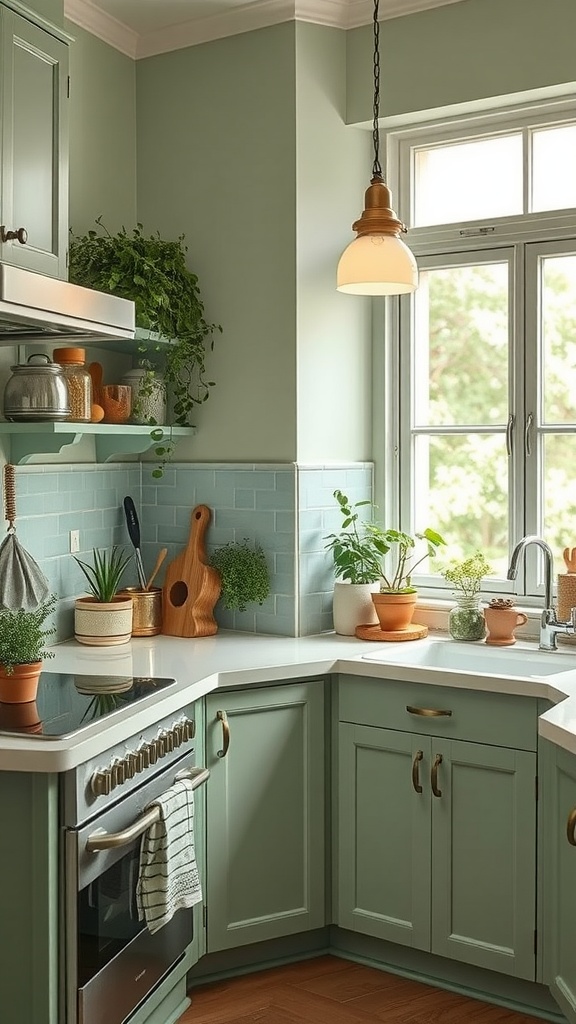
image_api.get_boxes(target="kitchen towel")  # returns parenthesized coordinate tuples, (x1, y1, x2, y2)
(136, 777, 202, 935)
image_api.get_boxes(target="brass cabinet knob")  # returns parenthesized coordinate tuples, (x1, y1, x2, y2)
(0, 226, 27, 244)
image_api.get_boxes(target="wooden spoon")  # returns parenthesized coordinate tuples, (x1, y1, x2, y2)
(563, 547, 576, 573)
(145, 547, 168, 591)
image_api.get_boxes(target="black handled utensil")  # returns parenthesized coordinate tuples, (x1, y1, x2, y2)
(123, 496, 147, 590)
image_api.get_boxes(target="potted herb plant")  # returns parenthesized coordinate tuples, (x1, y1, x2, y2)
(73, 547, 133, 646)
(372, 527, 446, 632)
(0, 595, 56, 703)
(68, 219, 222, 477)
(441, 551, 493, 641)
(324, 490, 390, 635)
(210, 540, 270, 613)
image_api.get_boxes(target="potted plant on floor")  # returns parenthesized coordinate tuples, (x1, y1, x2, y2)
(372, 527, 446, 632)
(0, 595, 56, 703)
(324, 490, 390, 635)
(210, 540, 271, 613)
(69, 219, 222, 477)
(73, 547, 133, 646)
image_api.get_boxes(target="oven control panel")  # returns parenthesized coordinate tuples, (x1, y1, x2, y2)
(61, 701, 201, 826)
(90, 715, 196, 797)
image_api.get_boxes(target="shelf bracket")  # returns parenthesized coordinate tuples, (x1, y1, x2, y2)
(10, 431, 84, 464)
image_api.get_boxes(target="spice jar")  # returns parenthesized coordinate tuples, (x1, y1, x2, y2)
(53, 347, 92, 422)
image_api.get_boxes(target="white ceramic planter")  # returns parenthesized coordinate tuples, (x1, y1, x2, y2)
(332, 581, 380, 636)
(74, 596, 133, 646)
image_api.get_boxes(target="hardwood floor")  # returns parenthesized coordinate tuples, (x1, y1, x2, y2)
(181, 956, 549, 1024)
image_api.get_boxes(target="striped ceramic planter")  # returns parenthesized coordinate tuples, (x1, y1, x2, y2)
(74, 595, 133, 646)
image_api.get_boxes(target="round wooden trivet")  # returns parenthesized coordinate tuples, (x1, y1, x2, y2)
(355, 622, 428, 642)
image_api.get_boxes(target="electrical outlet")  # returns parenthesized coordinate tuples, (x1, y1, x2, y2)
(69, 530, 80, 554)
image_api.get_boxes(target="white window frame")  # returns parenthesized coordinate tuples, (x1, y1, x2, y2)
(378, 96, 576, 604)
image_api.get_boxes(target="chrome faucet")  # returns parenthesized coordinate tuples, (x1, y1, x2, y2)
(507, 535, 576, 651)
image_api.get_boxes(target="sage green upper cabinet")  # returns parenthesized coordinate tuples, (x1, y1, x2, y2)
(541, 740, 576, 1023)
(336, 677, 538, 981)
(204, 681, 326, 952)
(0, 6, 68, 278)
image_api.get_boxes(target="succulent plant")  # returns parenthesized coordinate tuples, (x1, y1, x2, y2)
(488, 597, 516, 609)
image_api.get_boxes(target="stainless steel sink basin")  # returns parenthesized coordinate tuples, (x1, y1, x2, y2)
(361, 638, 576, 681)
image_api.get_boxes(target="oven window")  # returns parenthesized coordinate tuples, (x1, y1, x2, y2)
(77, 846, 143, 985)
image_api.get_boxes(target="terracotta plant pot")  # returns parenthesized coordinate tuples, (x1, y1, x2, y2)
(371, 591, 417, 632)
(484, 606, 528, 646)
(0, 661, 42, 703)
(74, 595, 133, 646)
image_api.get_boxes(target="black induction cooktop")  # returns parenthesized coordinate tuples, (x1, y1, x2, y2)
(0, 672, 177, 738)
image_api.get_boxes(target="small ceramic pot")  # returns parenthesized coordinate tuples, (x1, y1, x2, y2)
(332, 581, 380, 635)
(74, 595, 133, 646)
(484, 606, 528, 646)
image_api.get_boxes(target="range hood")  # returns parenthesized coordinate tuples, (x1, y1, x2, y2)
(0, 263, 135, 343)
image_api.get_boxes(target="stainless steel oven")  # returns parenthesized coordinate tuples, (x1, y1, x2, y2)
(61, 703, 209, 1024)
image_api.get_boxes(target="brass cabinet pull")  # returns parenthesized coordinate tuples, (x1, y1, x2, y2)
(406, 705, 452, 718)
(567, 807, 576, 846)
(412, 750, 423, 793)
(216, 710, 230, 758)
(431, 753, 443, 797)
(0, 226, 27, 244)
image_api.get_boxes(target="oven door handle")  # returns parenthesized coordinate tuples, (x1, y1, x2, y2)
(85, 766, 210, 853)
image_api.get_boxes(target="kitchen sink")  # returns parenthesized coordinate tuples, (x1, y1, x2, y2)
(361, 638, 576, 681)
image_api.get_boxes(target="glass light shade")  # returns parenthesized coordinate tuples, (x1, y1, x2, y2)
(337, 234, 418, 295)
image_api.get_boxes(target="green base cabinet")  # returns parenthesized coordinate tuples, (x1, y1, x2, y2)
(336, 678, 537, 981)
(542, 740, 576, 1023)
(204, 680, 326, 952)
(0, 5, 68, 278)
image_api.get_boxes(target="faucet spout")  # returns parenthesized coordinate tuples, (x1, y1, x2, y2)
(507, 535, 555, 611)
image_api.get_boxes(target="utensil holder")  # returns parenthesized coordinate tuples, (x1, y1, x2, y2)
(118, 587, 162, 636)
(558, 575, 576, 643)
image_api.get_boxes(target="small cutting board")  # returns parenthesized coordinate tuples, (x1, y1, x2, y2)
(162, 505, 221, 637)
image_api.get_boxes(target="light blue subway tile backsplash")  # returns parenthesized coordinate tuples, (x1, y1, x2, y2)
(7, 461, 372, 642)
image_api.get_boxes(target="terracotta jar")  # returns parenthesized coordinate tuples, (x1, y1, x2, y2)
(484, 603, 528, 646)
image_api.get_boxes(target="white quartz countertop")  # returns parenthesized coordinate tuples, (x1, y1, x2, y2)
(3, 630, 576, 772)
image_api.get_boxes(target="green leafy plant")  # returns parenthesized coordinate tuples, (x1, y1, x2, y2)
(210, 540, 270, 612)
(74, 547, 132, 603)
(0, 596, 57, 673)
(380, 528, 447, 593)
(324, 490, 390, 584)
(441, 551, 494, 597)
(69, 219, 222, 476)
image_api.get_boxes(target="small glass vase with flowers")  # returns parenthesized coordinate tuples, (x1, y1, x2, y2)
(441, 552, 493, 641)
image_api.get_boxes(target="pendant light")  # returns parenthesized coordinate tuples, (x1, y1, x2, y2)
(337, 0, 418, 295)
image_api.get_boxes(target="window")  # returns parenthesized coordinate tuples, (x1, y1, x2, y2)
(386, 102, 576, 601)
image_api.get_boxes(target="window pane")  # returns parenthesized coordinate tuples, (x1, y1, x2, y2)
(542, 255, 576, 423)
(413, 135, 523, 226)
(532, 125, 576, 212)
(414, 263, 509, 427)
(543, 435, 576, 554)
(415, 434, 509, 577)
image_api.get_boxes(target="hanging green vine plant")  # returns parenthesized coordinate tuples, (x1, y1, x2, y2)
(69, 219, 222, 476)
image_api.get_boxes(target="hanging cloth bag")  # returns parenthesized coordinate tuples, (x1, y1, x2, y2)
(0, 463, 51, 610)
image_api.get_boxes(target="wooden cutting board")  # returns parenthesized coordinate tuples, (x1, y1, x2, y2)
(162, 505, 221, 637)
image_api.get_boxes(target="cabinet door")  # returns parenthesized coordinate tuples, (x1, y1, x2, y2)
(432, 738, 536, 980)
(205, 681, 325, 952)
(0, 8, 68, 278)
(336, 724, 431, 948)
(543, 743, 576, 1023)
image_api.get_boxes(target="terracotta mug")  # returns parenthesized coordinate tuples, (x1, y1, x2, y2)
(484, 606, 528, 646)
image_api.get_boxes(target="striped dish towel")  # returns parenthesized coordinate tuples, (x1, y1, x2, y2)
(136, 777, 202, 934)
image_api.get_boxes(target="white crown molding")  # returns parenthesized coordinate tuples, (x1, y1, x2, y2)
(65, 0, 466, 60)
(64, 0, 138, 57)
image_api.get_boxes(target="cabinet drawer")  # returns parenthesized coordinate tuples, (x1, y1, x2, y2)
(338, 675, 538, 750)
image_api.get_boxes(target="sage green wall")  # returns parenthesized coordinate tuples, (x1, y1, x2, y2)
(66, 21, 137, 236)
(136, 24, 298, 462)
(295, 22, 372, 463)
(347, 0, 576, 124)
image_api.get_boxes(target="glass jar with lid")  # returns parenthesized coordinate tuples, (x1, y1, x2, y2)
(53, 347, 92, 422)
